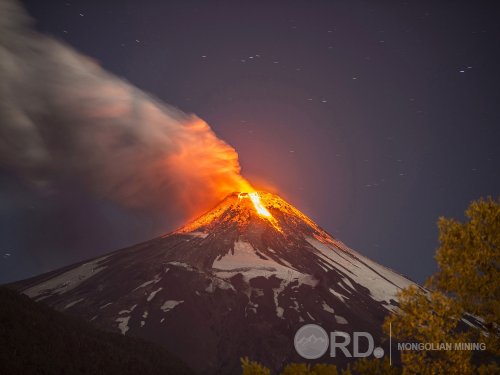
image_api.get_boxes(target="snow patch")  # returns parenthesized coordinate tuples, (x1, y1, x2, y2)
(335, 315, 348, 324)
(212, 240, 270, 270)
(321, 301, 335, 314)
(213, 240, 318, 289)
(276, 306, 284, 318)
(119, 304, 137, 315)
(252, 288, 265, 298)
(23, 255, 110, 300)
(116, 316, 130, 335)
(205, 278, 235, 293)
(64, 298, 84, 310)
(99, 302, 113, 310)
(147, 287, 163, 302)
(273, 280, 287, 319)
(167, 261, 197, 272)
(290, 299, 300, 312)
(329, 288, 348, 303)
(186, 231, 208, 238)
(245, 300, 259, 317)
(338, 282, 353, 294)
(213, 239, 318, 320)
(306, 236, 416, 305)
(383, 303, 398, 312)
(160, 300, 184, 312)
(342, 278, 355, 290)
(133, 274, 162, 291)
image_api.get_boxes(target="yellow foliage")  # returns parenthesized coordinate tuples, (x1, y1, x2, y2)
(311, 363, 339, 375)
(432, 197, 499, 342)
(280, 363, 338, 375)
(241, 360, 340, 375)
(241, 357, 271, 375)
(384, 196, 500, 374)
(347, 357, 398, 375)
(385, 287, 474, 374)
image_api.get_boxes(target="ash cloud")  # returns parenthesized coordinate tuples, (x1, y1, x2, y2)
(0, 0, 252, 217)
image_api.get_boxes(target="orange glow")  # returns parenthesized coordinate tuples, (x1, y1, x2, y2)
(182, 191, 324, 235)
(238, 191, 281, 231)
(248, 192, 272, 217)
(166, 118, 254, 218)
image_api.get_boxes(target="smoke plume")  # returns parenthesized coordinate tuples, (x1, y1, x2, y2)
(0, 0, 252, 217)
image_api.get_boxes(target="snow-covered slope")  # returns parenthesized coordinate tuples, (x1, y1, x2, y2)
(12, 192, 418, 374)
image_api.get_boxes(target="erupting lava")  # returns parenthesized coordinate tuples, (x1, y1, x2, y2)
(238, 192, 281, 231)
(181, 191, 286, 233)
(240, 192, 272, 218)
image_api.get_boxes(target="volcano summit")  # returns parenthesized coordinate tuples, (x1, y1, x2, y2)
(13, 192, 418, 373)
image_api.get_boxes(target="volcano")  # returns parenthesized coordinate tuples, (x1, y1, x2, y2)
(12, 192, 418, 373)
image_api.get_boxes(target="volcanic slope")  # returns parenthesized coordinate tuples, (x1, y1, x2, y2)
(13, 192, 418, 374)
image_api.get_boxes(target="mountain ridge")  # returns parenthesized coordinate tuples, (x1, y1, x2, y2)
(10, 191, 419, 373)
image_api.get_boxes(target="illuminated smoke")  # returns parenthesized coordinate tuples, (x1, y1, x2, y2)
(0, 0, 252, 217)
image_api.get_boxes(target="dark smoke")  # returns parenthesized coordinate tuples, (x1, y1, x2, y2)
(0, 0, 252, 218)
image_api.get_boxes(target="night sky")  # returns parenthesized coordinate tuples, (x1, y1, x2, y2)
(1, 0, 499, 284)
